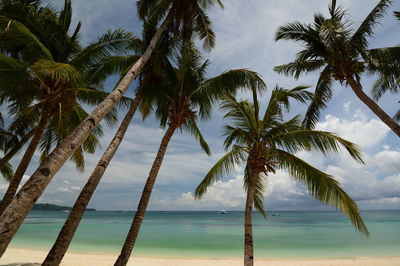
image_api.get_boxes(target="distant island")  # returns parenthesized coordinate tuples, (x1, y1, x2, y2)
(32, 203, 96, 212)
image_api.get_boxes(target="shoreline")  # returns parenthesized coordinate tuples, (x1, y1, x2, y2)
(2, 248, 400, 266)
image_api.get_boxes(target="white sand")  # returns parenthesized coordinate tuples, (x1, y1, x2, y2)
(1, 248, 400, 266)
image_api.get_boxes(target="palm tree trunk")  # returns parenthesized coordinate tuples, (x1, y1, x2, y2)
(42, 96, 141, 266)
(0, 109, 51, 216)
(0, 10, 174, 256)
(0, 128, 35, 169)
(114, 124, 176, 266)
(244, 167, 258, 266)
(343, 70, 400, 137)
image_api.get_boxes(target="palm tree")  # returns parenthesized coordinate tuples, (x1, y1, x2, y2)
(0, 0, 224, 252)
(274, 0, 400, 137)
(0, 2, 132, 217)
(42, 18, 176, 266)
(114, 42, 265, 266)
(195, 86, 369, 266)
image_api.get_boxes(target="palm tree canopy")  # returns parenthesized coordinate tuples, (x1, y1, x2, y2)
(137, 0, 223, 50)
(0, 0, 133, 168)
(195, 85, 368, 235)
(274, 0, 398, 128)
(89, 16, 177, 96)
(139, 41, 265, 154)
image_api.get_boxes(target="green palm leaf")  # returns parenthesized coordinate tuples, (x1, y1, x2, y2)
(196, 86, 367, 236)
(273, 130, 364, 163)
(243, 165, 267, 218)
(184, 119, 211, 156)
(31, 60, 85, 85)
(302, 66, 333, 129)
(0, 16, 52, 59)
(195, 145, 244, 198)
(274, 60, 325, 79)
(0, 162, 14, 182)
(274, 149, 368, 235)
(71, 29, 134, 71)
(193, 5, 216, 51)
(351, 0, 394, 49)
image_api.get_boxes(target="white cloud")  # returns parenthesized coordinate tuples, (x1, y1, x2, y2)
(0, 183, 8, 192)
(316, 111, 389, 148)
(373, 150, 400, 174)
(57, 187, 71, 193)
(151, 170, 311, 211)
(343, 101, 351, 113)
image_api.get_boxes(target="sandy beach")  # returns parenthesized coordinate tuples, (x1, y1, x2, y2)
(1, 248, 400, 266)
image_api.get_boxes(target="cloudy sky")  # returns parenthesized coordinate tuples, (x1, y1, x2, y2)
(1, 0, 400, 211)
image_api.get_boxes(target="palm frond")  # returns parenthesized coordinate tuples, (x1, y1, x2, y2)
(366, 46, 400, 99)
(302, 66, 333, 129)
(0, 161, 14, 182)
(59, 0, 72, 32)
(371, 72, 400, 100)
(89, 55, 139, 85)
(70, 146, 84, 171)
(263, 86, 312, 125)
(222, 125, 249, 150)
(274, 60, 325, 79)
(395, 11, 400, 20)
(273, 130, 364, 163)
(76, 87, 132, 110)
(195, 145, 244, 198)
(192, 69, 266, 100)
(31, 60, 85, 85)
(394, 107, 400, 121)
(184, 118, 211, 156)
(71, 29, 134, 71)
(82, 131, 101, 154)
(193, 6, 216, 51)
(243, 165, 267, 218)
(220, 94, 258, 134)
(275, 21, 311, 42)
(351, 0, 393, 49)
(0, 16, 52, 59)
(136, 0, 169, 20)
(274, 149, 369, 235)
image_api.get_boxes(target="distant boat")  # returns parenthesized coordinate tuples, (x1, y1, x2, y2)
(271, 212, 280, 216)
(63, 210, 70, 213)
(219, 210, 228, 214)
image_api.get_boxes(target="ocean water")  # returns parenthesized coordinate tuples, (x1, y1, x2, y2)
(9, 210, 400, 259)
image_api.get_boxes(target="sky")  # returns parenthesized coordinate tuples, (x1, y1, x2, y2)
(1, 0, 400, 212)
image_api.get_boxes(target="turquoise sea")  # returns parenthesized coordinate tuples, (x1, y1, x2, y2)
(9, 210, 400, 259)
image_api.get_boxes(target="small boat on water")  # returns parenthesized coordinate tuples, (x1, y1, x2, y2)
(63, 210, 70, 213)
(219, 210, 228, 214)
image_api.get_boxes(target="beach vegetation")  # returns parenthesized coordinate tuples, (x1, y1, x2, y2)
(195, 86, 369, 265)
(114, 41, 265, 266)
(274, 0, 400, 136)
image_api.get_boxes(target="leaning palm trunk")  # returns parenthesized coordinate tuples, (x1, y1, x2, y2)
(0, 10, 174, 255)
(244, 167, 258, 266)
(0, 128, 35, 169)
(114, 124, 176, 266)
(342, 69, 400, 137)
(0, 109, 51, 216)
(42, 96, 141, 266)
